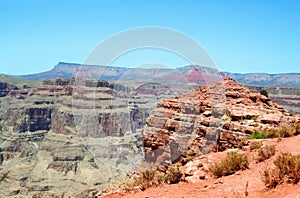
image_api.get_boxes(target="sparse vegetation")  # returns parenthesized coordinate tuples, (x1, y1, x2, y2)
(165, 164, 182, 184)
(263, 126, 293, 138)
(182, 147, 198, 164)
(122, 163, 183, 191)
(248, 131, 267, 139)
(251, 116, 258, 121)
(256, 145, 276, 162)
(197, 162, 204, 168)
(250, 141, 262, 150)
(128, 166, 165, 191)
(260, 89, 269, 97)
(209, 151, 249, 178)
(274, 153, 300, 183)
(292, 123, 300, 135)
(262, 167, 283, 188)
(248, 123, 300, 140)
(262, 152, 300, 188)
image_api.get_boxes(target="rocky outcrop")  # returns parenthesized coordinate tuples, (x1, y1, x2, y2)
(142, 77, 300, 165)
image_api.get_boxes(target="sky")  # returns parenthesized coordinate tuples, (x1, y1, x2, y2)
(0, 0, 299, 75)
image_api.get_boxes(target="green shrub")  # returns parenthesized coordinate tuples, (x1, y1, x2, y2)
(209, 151, 249, 178)
(248, 131, 267, 139)
(260, 89, 269, 97)
(257, 145, 276, 162)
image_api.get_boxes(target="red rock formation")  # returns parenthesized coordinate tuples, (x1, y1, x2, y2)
(142, 77, 300, 164)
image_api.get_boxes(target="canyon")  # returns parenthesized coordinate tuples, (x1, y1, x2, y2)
(0, 66, 299, 197)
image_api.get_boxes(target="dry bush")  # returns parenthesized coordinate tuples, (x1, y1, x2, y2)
(262, 152, 300, 188)
(132, 168, 165, 191)
(274, 152, 300, 184)
(262, 167, 283, 188)
(209, 151, 249, 178)
(124, 164, 165, 191)
(165, 164, 182, 184)
(237, 137, 249, 149)
(262, 128, 277, 138)
(249, 141, 262, 151)
(292, 122, 300, 135)
(182, 147, 198, 164)
(263, 123, 300, 138)
(257, 145, 276, 162)
(125, 163, 184, 191)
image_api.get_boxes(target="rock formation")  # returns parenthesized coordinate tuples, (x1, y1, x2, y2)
(142, 77, 300, 164)
(0, 76, 299, 197)
(0, 78, 148, 197)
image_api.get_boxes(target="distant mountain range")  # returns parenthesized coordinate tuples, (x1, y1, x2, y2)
(19, 62, 300, 87)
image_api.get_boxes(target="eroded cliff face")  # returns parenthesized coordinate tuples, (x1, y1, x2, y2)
(0, 79, 148, 197)
(143, 77, 300, 164)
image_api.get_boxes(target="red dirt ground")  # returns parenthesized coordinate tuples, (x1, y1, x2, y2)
(100, 135, 300, 198)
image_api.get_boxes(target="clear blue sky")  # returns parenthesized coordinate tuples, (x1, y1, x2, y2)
(0, 0, 299, 75)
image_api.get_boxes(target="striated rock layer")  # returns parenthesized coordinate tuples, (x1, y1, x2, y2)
(142, 77, 300, 164)
(0, 78, 149, 197)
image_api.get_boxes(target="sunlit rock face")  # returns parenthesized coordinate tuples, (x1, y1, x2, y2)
(0, 78, 148, 197)
(143, 77, 300, 165)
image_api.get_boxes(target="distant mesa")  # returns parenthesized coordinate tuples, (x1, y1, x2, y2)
(17, 62, 300, 87)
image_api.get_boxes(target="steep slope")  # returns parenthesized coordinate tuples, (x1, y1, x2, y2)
(0, 78, 151, 197)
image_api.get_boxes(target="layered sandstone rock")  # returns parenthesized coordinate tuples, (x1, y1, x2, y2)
(143, 77, 300, 164)
(0, 78, 147, 197)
